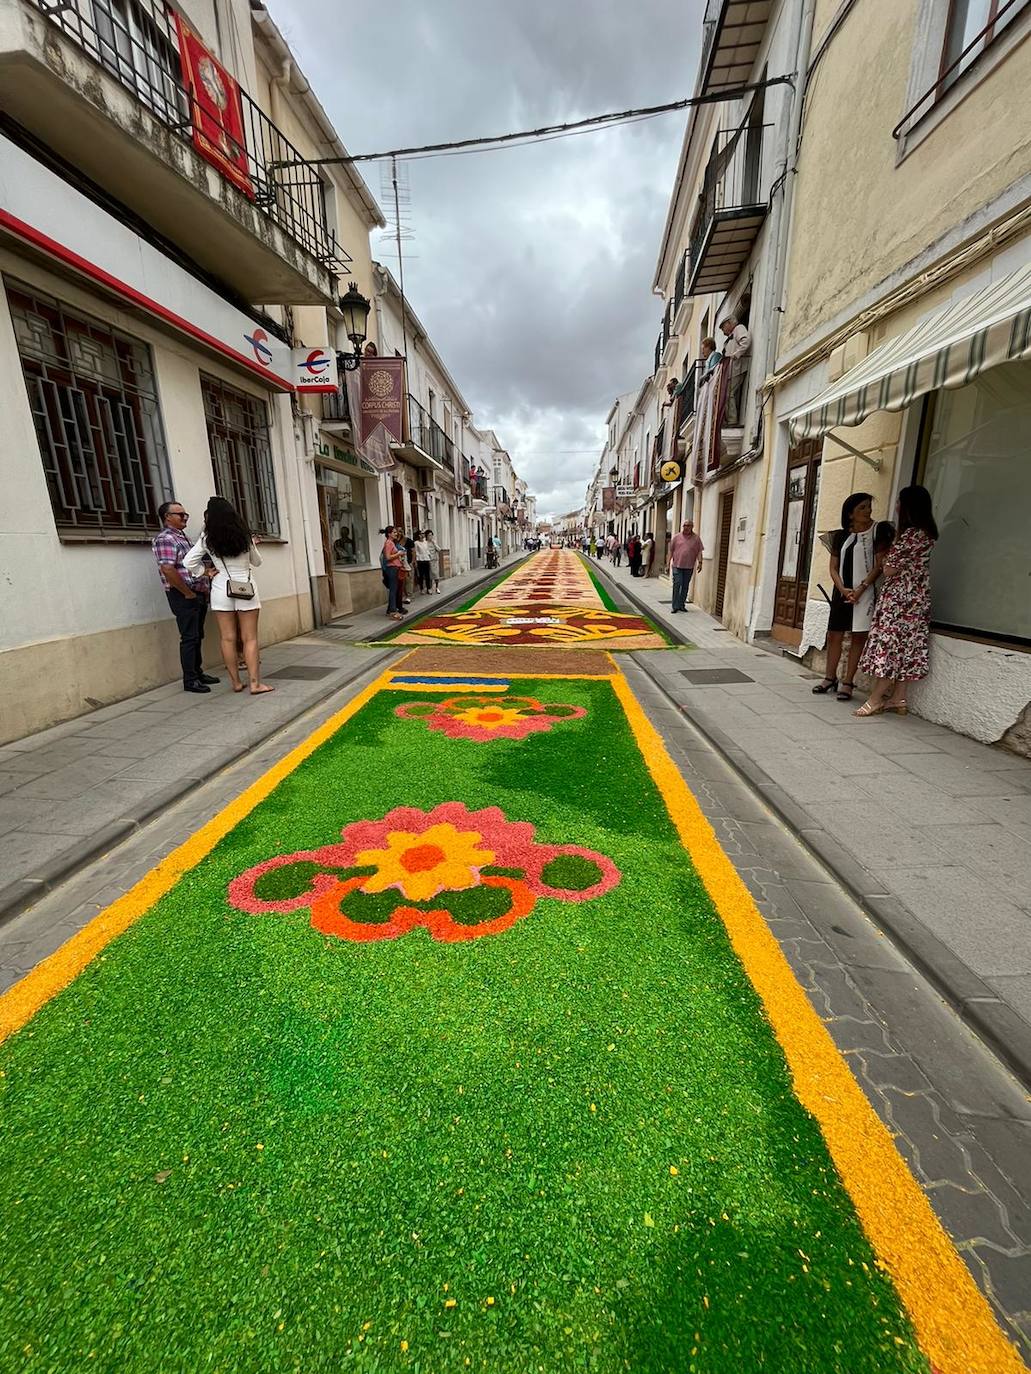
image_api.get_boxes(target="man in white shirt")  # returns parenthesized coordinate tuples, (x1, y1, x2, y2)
(720, 317, 752, 425)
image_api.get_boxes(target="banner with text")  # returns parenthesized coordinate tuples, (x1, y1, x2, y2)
(359, 357, 405, 445)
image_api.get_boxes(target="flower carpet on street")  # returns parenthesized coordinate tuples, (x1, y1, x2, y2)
(392, 549, 667, 649)
(0, 558, 1021, 1374)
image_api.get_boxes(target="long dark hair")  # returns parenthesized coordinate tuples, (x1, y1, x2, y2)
(840, 492, 873, 532)
(204, 496, 251, 558)
(897, 484, 938, 540)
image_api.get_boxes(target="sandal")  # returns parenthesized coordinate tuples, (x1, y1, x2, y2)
(854, 700, 885, 717)
(836, 682, 854, 701)
(812, 677, 839, 695)
(884, 701, 908, 715)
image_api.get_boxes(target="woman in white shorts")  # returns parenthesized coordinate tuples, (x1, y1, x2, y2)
(185, 496, 274, 696)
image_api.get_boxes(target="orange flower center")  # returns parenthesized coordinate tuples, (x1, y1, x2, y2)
(476, 710, 505, 723)
(400, 843, 447, 873)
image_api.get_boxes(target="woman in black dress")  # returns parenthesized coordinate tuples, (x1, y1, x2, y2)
(812, 493, 893, 702)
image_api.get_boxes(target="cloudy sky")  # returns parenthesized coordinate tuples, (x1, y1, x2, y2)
(270, 0, 704, 519)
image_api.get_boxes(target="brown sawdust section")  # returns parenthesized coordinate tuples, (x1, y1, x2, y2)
(394, 647, 617, 677)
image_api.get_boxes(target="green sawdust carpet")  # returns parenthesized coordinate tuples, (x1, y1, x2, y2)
(0, 680, 928, 1373)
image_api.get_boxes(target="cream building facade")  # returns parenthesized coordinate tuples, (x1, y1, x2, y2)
(765, 0, 1031, 750)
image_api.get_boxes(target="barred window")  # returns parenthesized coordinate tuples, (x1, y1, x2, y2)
(7, 278, 172, 533)
(201, 375, 280, 537)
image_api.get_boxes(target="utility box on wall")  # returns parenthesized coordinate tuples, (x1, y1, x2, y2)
(440, 548, 452, 579)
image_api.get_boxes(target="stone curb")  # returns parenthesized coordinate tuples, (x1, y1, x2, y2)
(585, 556, 696, 648)
(0, 648, 397, 932)
(357, 554, 530, 644)
(590, 561, 1031, 1095)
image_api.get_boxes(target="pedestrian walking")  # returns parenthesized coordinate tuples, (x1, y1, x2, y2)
(152, 499, 219, 695)
(812, 493, 892, 702)
(667, 520, 704, 612)
(627, 534, 642, 577)
(400, 529, 415, 604)
(424, 528, 442, 592)
(855, 486, 938, 718)
(183, 497, 274, 696)
(589, 535, 597, 558)
(414, 529, 434, 595)
(380, 526, 405, 620)
(612, 536, 622, 567)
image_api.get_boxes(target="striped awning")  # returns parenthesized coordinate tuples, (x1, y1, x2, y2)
(787, 262, 1031, 442)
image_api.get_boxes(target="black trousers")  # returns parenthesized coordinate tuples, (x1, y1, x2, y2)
(166, 588, 207, 685)
(416, 559, 432, 591)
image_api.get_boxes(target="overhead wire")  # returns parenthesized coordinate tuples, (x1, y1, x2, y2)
(271, 76, 795, 168)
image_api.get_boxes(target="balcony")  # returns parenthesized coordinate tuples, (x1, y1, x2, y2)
(699, 0, 773, 97)
(393, 395, 446, 472)
(0, 0, 342, 303)
(469, 473, 489, 508)
(688, 119, 768, 297)
(321, 384, 350, 432)
(676, 360, 703, 453)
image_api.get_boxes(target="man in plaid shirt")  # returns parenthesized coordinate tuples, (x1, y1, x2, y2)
(152, 500, 219, 694)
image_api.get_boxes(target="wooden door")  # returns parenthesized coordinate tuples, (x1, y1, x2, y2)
(715, 490, 734, 618)
(391, 480, 405, 530)
(773, 441, 821, 643)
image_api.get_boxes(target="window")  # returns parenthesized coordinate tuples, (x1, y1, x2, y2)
(317, 466, 370, 567)
(918, 358, 1031, 645)
(90, 0, 188, 127)
(8, 278, 172, 533)
(201, 375, 280, 537)
(940, 0, 1025, 88)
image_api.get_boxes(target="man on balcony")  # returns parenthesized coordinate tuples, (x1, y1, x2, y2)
(667, 520, 704, 613)
(720, 317, 751, 426)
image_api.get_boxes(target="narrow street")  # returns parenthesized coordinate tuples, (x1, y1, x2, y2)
(0, 552, 1026, 1373)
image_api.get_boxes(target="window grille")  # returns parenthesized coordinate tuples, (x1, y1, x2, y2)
(201, 375, 280, 537)
(7, 278, 172, 533)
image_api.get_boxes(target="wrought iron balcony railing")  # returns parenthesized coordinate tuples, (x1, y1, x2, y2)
(322, 385, 350, 424)
(688, 118, 768, 297)
(34, 0, 342, 272)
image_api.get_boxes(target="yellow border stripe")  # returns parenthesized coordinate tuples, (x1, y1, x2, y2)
(0, 667, 396, 1045)
(610, 672, 1023, 1374)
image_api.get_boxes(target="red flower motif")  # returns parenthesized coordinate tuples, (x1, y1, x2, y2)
(395, 695, 586, 743)
(227, 802, 620, 944)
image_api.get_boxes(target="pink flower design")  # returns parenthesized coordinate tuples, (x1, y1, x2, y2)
(395, 695, 586, 743)
(226, 803, 621, 944)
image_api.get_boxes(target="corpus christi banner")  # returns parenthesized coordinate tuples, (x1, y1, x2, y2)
(175, 17, 254, 200)
(359, 356, 406, 446)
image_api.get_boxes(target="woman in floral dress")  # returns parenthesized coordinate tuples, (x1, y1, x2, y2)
(855, 486, 938, 717)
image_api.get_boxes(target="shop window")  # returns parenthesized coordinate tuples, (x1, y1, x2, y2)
(201, 375, 280, 537)
(918, 358, 1031, 645)
(7, 277, 172, 534)
(318, 467, 370, 567)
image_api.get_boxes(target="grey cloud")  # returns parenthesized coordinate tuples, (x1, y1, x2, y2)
(269, 0, 704, 517)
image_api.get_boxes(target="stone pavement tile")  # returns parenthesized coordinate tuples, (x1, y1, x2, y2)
(687, 775, 773, 825)
(842, 965, 1031, 1120)
(818, 800, 954, 868)
(837, 726, 945, 756)
(965, 792, 1031, 832)
(851, 772, 984, 825)
(959, 1126, 1031, 1236)
(871, 866, 1031, 977)
(752, 710, 845, 741)
(965, 1249, 1031, 1324)
(931, 730, 1031, 771)
(14, 756, 135, 801)
(76, 713, 163, 741)
(756, 761, 851, 805)
(881, 1087, 972, 1184)
(733, 820, 823, 880)
(896, 750, 1030, 796)
(0, 717, 103, 752)
(793, 735, 908, 777)
(917, 823, 1031, 910)
(2, 830, 78, 872)
(0, 794, 64, 836)
(824, 1014, 896, 1056)
(845, 1046, 934, 1095)
(986, 977, 1031, 1025)
(781, 878, 915, 971)
(2, 740, 101, 772)
(927, 1180, 1024, 1252)
(0, 771, 34, 796)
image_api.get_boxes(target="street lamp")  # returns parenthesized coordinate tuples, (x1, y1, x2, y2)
(336, 282, 372, 372)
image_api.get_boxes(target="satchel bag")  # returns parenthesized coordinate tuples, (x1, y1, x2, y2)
(219, 553, 255, 601)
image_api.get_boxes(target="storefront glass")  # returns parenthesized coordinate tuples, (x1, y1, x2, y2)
(920, 358, 1030, 644)
(316, 465, 370, 567)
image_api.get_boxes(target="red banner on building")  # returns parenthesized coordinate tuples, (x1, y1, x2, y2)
(175, 16, 254, 200)
(359, 357, 405, 446)
(601, 486, 615, 511)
